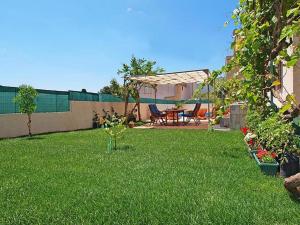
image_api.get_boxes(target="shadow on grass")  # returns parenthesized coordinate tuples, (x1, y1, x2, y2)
(118, 144, 135, 151)
(108, 145, 135, 153)
(25, 136, 45, 141)
(288, 194, 300, 204)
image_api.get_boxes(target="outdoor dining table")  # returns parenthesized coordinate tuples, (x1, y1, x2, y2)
(164, 109, 185, 125)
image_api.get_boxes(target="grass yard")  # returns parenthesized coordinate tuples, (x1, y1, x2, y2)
(0, 129, 299, 224)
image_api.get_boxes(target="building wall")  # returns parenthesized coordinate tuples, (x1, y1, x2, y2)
(226, 35, 300, 107)
(273, 65, 293, 107)
(181, 83, 198, 100)
(273, 36, 300, 107)
(294, 61, 300, 104)
(0, 101, 141, 138)
(139, 83, 200, 100)
(140, 84, 177, 99)
(0, 101, 211, 139)
(293, 37, 300, 104)
(225, 56, 235, 79)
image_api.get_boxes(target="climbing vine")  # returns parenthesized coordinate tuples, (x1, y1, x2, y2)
(211, 0, 300, 118)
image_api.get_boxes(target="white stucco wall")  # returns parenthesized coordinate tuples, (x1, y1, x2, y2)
(0, 101, 211, 138)
(140, 84, 176, 99)
(139, 83, 201, 100)
(293, 36, 300, 104)
(273, 36, 300, 107)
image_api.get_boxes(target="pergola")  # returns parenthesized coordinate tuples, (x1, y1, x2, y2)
(130, 69, 213, 123)
(130, 69, 209, 85)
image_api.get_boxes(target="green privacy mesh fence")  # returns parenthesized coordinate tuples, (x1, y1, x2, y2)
(0, 86, 18, 114)
(0, 85, 210, 114)
(99, 94, 209, 104)
(35, 90, 69, 113)
(69, 91, 99, 102)
(0, 86, 69, 114)
(99, 94, 124, 102)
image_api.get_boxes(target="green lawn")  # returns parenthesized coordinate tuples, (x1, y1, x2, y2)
(0, 129, 299, 225)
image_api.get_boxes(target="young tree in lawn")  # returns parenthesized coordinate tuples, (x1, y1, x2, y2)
(118, 56, 164, 121)
(15, 85, 38, 137)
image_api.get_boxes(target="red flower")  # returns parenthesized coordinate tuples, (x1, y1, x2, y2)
(240, 127, 249, 135)
(247, 139, 254, 146)
(256, 150, 277, 159)
(271, 152, 277, 158)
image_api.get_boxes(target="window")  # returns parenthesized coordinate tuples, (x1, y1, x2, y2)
(275, 62, 283, 91)
(143, 86, 153, 95)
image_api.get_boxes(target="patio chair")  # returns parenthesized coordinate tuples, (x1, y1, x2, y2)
(148, 104, 167, 125)
(197, 108, 208, 120)
(182, 103, 202, 125)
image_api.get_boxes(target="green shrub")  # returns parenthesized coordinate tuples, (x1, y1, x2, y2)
(292, 116, 300, 135)
(290, 134, 300, 156)
(246, 109, 264, 133)
(256, 114, 298, 155)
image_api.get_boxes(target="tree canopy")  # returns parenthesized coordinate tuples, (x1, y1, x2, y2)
(118, 56, 164, 120)
(99, 78, 123, 97)
(211, 0, 300, 117)
(14, 85, 38, 136)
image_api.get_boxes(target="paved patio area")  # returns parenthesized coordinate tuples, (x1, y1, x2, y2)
(134, 120, 208, 130)
(134, 120, 231, 131)
(152, 122, 209, 129)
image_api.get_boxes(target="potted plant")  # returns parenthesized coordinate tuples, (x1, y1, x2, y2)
(99, 116, 106, 128)
(92, 111, 99, 129)
(280, 151, 300, 178)
(253, 149, 279, 176)
(127, 109, 137, 124)
(135, 121, 146, 127)
(256, 113, 300, 177)
(175, 101, 184, 109)
(244, 132, 258, 157)
(279, 135, 300, 178)
(128, 121, 135, 128)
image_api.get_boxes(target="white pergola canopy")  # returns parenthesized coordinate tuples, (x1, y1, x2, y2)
(129, 69, 213, 126)
(130, 69, 209, 85)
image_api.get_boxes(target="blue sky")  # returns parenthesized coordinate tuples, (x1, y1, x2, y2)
(0, 0, 237, 92)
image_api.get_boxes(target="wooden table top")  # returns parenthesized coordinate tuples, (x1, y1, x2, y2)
(164, 109, 185, 113)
